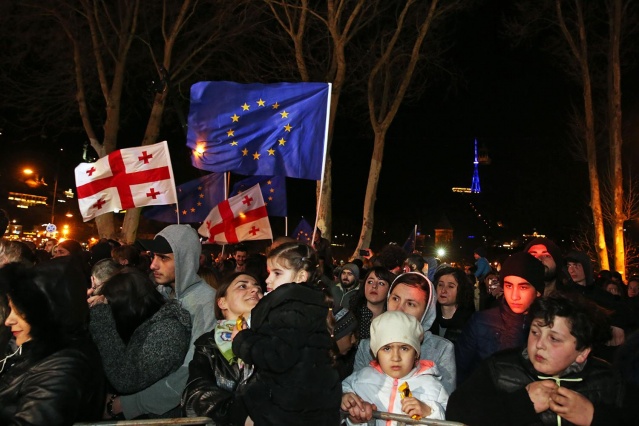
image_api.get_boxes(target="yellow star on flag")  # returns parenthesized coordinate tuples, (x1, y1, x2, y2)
(190, 208, 196, 212)
(227, 129, 235, 137)
(253, 152, 261, 160)
(272, 102, 279, 109)
(267, 180, 272, 185)
(199, 193, 205, 198)
(197, 202, 202, 206)
(197, 186, 202, 190)
(269, 196, 273, 201)
(230, 141, 238, 146)
(182, 210, 187, 215)
(280, 110, 289, 119)
(284, 124, 292, 132)
(270, 188, 275, 193)
(257, 99, 265, 107)
(278, 138, 286, 146)
(268, 148, 275, 156)
(242, 148, 249, 156)
(241, 103, 250, 111)
(231, 114, 240, 122)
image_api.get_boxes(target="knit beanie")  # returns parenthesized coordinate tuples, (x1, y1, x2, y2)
(342, 263, 360, 281)
(500, 252, 545, 294)
(333, 307, 358, 341)
(370, 311, 424, 357)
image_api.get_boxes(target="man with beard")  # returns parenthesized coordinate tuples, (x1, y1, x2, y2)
(233, 244, 248, 273)
(525, 237, 565, 296)
(337, 263, 360, 308)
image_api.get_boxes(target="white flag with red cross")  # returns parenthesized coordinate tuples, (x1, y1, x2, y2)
(75, 141, 178, 222)
(198, 183, 273, 244)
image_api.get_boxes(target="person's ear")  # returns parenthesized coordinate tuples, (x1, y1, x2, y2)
(217, 297, 228, 312)
(536, 291, 541, 297)
(295, 269, 309, 283)
(575, 347, 591, 364)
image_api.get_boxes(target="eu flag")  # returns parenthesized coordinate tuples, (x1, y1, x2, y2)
(293, 218, 314, 244)
(402, 227, 417, 253)
(187, 81, 330, 180)
(143, 173, 225, 223)
(230, 175, 287, 217)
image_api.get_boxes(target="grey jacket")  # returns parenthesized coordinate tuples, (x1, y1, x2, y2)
(90, 300, 191, 394)
(121, 225, 216, 418)
(353, 272, 457, 395)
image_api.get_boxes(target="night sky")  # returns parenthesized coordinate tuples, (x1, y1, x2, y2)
(2, 1, 639, 258)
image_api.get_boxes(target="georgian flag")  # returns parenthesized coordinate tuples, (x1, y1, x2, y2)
(75, 141, 177, 221)
(198, 184, 273, 244)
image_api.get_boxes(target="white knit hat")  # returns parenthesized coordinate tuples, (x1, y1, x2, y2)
(370, 311, 424, 357)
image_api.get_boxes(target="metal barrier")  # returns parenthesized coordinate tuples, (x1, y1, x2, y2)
(74, 417, 214, 426)
(372, 411, 467, 426)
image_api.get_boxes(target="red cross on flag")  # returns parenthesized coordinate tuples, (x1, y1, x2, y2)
(75, 141, 178, 221)
(198, 183, 273, 244)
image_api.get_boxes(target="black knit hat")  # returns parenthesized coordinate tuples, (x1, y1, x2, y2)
(333, 307, 358, 341)
(500, 252, 545, 294)
(524, 237, 564, 267)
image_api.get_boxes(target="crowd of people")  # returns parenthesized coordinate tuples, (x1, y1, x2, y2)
(0, 227, 639, 425)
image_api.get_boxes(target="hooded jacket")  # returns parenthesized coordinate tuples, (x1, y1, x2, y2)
(0, 258, 105, 425)
(120, 225, 216, 418)
(353, 272, 457, 395)
(90, 300, 191, 394)
(342, 360, 449, 424)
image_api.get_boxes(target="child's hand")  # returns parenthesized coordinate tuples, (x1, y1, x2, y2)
(341, 392, 376, 423)
(400, 396, 431, 419)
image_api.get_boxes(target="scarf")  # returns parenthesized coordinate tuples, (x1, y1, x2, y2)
(214, 319, 239, 364)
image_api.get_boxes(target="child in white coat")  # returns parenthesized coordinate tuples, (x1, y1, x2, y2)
(341, 311, 449, 424)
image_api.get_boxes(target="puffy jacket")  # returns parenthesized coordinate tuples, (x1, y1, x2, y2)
(232, 282, 341, 426)
(455, 298, 530, 384)
(447, 347, 626, 426)
(342, 360, 448, 424)
(182, 331, 252, 424)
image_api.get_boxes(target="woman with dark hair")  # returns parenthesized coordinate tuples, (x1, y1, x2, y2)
(349, 266, 396, 340)
(183, 272, 263, 423)
(53, 239, 84, 257)
(429, 266, 475, 345)
(0, 258, 105, 425)
(89, 267, 191, 399)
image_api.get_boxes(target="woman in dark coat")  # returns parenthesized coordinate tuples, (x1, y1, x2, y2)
(429, 266, 475, 345)
(0, 258, 105, 425)
(183, 272, 263, 424)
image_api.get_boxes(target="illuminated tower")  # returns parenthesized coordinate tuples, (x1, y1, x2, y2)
(471, 138, 481, 193)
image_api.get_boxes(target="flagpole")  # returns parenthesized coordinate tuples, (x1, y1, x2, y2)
(413, 224, 417, 252)
(285, 216, 288, 236)
(313, 82, 332, 246)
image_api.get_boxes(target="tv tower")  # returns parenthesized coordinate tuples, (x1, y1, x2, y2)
(471, 138, 481, 193)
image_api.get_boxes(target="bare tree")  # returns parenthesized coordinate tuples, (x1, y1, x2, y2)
(352, 0, 463, 257)
(263, 0, 378, 237)
(2, 0, 258, 241)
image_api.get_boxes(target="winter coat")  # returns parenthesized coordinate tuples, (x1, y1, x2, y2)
(120, 225, 217, 418)
(455, 297, 530, 384)
(447, 347, 626, 426)
(0, 257, 105, 425)
(232, 282, 341, 426)
(90, 300, 191, 394)
(429, 304, 474, 345)
(342, 360, 449, 424)
(354, 276, 457, 395)
(182, 331, 252, 425)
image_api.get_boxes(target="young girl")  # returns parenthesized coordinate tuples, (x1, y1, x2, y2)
(341, 311, 449, 424)
(231, 242, 341, 426)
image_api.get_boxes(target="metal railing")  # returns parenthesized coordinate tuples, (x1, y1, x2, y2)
(372, 411, 467, 426)
(74, 417, 213, 426)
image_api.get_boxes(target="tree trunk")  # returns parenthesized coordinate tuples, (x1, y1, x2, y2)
(353, 132, 385, 258)
(608, 0, 624, 277)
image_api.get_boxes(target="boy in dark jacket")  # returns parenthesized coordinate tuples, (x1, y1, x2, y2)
(447, 295, 626, 426)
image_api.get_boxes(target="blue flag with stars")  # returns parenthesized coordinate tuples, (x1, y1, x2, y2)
(402, 226, 417, 253)
(230, 175, 287, 217)
(143, 173, 225, 223)
(187, 81, 330, 180)
(293, 218, 314, 244)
